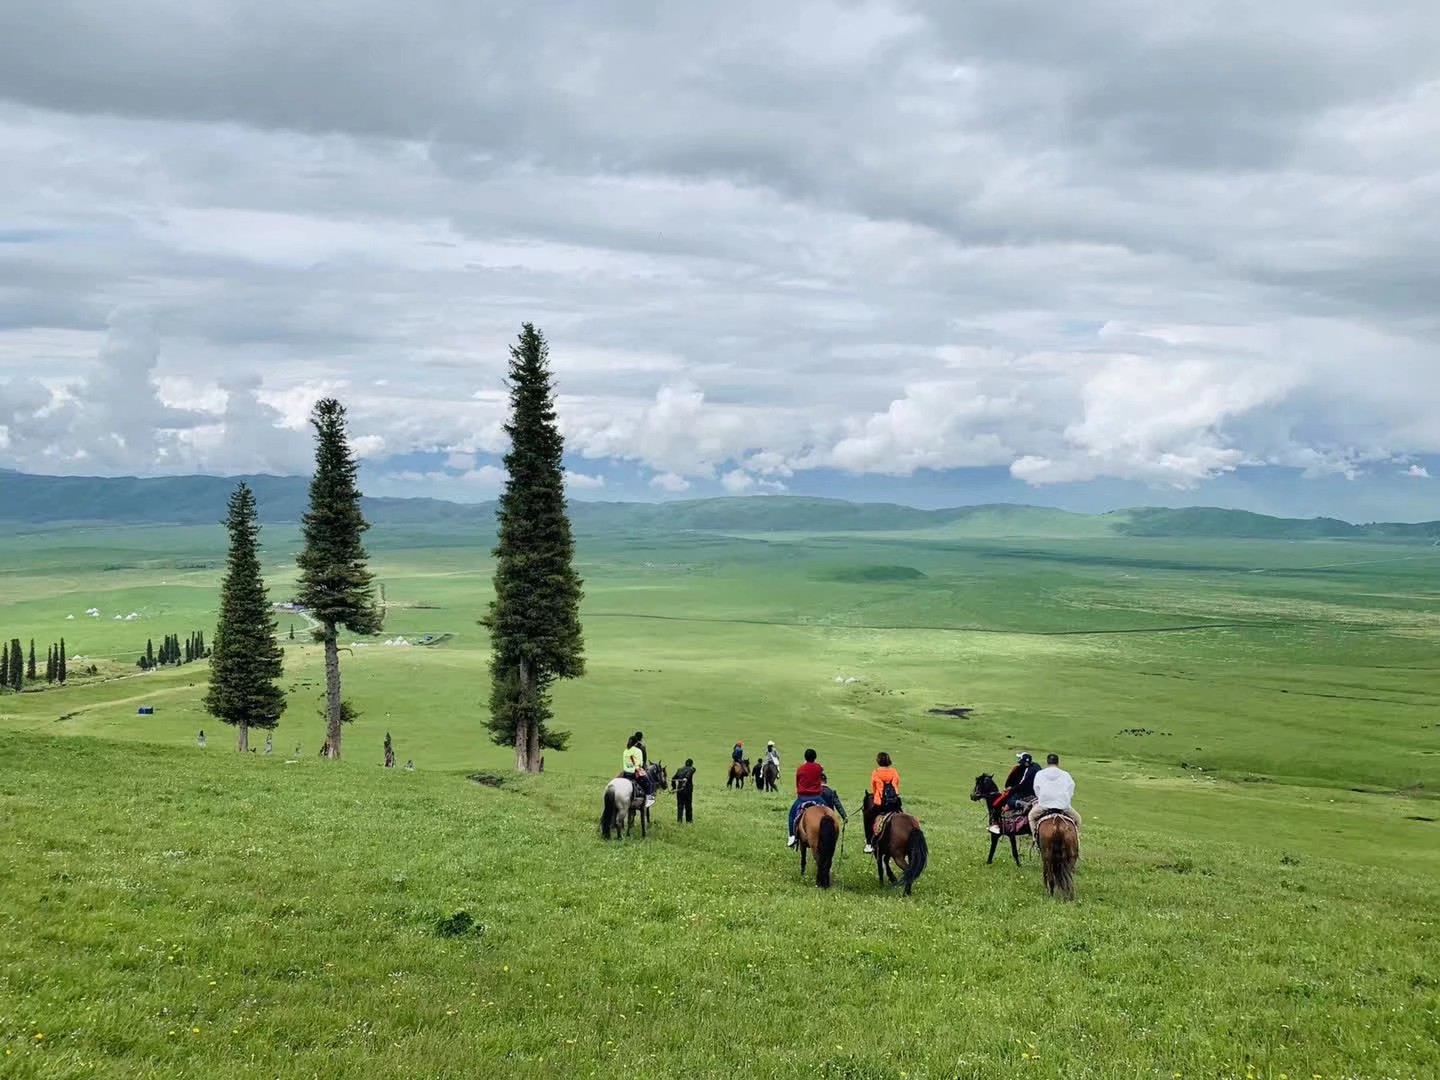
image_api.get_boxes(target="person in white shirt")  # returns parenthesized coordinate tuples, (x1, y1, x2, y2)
(1027, 753, 1081, 834)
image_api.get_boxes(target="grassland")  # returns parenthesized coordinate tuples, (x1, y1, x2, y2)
(1, 517, 1438, 1078)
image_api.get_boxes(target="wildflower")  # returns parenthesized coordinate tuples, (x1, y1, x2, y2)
(34, 1033, 43, 1041)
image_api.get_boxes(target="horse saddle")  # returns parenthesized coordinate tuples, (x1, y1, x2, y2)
(1034, 808, 1076, 829)
(871, 812, 896, 840)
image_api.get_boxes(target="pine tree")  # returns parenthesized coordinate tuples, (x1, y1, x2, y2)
(185, 636, 193, 664)
(8, 639, 22, 692)
(26, 640, 37, 682)
(57, 638, 66, 684)
(0, 643, 8, 691)
(45, 644, 54, 683)
(205, 483, 287, 752)
(295, 398, 380, 761)
(145, 638, 155, 669)
(483, 323, 586, 771)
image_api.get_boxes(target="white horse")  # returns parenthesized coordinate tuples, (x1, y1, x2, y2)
(599, 763, 666, 839)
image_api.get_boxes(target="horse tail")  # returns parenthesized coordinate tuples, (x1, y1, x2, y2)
(902, 824, 928, 893)
(600, 786, 618, 840)
(816, 814, 839, 888)
(1039, 817, 1077, 900)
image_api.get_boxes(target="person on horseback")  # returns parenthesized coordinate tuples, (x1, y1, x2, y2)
(731, 740, 744, 763)
(864, 752, 902, 854)
(786, 748, 826, 847)
(623, 734, 654, 809)
(819, 769, 848, 823)
(765, 741, 780, 770)
(633, 731, 649, 766)
(987, 751, 1039, 834)
(1028, 752, 1081, 834)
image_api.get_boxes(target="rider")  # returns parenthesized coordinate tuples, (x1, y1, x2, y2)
(786, 748, 826, 847)
(633, 731, 649, 766)
(864, 752, 903, 854)
(1004, 752, 1039, 799)
(989, 751, 1039, 835)
(765, 741, 780, 770)
(623, 734, 654, 809)
(1027, 752, 1080, 834)
(731, 740, 744, 764)
(819, 769, 848, 824)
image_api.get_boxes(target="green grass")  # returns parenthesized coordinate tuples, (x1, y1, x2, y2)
(2, 522, 1438, 1078)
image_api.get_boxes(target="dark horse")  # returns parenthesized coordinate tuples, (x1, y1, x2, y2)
(970, 774, 1029, 866)
(795, 803, 841, 888)
(1034, 811, 1078, 900)
(755, 759, 779, 793)
(599, 762, 668, 839)
(862, 792, 928, 896)
(727, 758, 750, 789)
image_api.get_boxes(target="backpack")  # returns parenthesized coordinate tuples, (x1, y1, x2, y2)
(880, 779, 902, 811)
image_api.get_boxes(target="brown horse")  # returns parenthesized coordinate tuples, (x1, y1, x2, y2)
(795, 803, 841, 888)
(863, 793, 928, 896)
(1034, 811, 1078, 900)
(727, 758, 750, 789)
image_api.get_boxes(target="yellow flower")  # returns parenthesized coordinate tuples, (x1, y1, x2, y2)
(192, 1027, 200, 1034)
(34, 1033, 43, 1041)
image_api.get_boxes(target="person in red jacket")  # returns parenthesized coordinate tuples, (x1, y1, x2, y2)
(787, 748, 827, 847)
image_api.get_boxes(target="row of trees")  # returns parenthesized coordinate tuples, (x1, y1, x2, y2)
(135, 631, 210, 671)
(0, 638, 68, 690)
(2, 640, 23, 691)
(45, 641, 68, 684)
(202, 323, 585, 772)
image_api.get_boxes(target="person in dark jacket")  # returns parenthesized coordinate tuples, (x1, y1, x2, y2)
(672, 759, 697, 823)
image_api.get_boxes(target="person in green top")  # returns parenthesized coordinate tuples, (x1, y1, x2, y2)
(622, 734, 654, 808)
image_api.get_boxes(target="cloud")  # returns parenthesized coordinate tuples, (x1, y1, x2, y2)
(564, 469, 605, 491)
(1404, 464, 1430, 478)
(0, 1, 1437, 509)
(720, 469, 787, 495)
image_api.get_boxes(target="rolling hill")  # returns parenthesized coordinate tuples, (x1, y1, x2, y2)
(1, 468, 1437, 540)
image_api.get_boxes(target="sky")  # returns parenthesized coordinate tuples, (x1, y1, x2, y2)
(0, 1, 1438, 520)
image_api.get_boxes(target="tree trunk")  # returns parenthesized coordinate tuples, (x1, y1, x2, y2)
(514, 656, 540, 773)
(237, 720, 249, 753)
(323, 622, 343, 760)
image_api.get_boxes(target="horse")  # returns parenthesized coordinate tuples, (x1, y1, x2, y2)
(756, 759, 779, 793)
(727, 758, 750, 789)
(794, 803, 841, 888)
(862, 793, 928, 896)
(600, 762, 668, 840)
(1034, 811, 1078, 900)
(970, 773, 1030, 867)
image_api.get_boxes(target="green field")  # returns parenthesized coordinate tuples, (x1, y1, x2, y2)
(2, 518, 1438, 1078)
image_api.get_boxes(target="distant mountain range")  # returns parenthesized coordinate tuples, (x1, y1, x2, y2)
(2, 468, 1438, 540)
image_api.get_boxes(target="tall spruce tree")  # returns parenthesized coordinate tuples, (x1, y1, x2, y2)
(204, 483, 286, 752)
(8, 639, 21, 691)
(0, 643, 8, 691)
(26, 640, 36, 681)
(57, 638, 66, 684)
(295, 398, 380, 760)
(145, 639, 155, 669)
(483, 323, 585, 772)
(45, 644, 54, 683)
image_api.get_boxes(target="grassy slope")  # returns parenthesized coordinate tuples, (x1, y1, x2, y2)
(2, 523, 1438, 1078)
